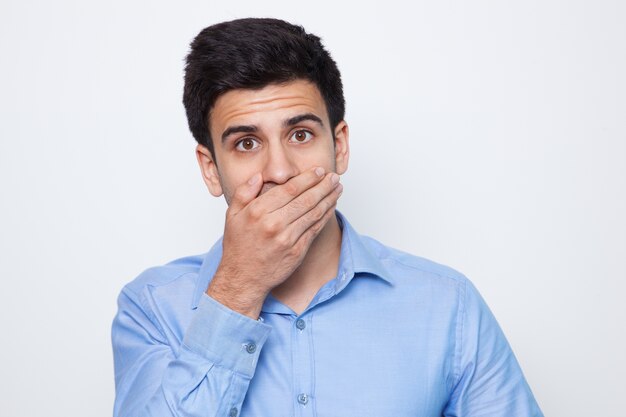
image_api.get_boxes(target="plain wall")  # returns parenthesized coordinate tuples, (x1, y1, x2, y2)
(1, 0, 624, 416)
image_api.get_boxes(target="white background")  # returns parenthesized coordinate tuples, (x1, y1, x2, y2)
(1, 0, 624, 416)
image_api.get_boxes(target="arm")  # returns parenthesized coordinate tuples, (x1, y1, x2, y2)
(112, 287, 271, 417)
(443, 280, 544, 417)
(112, 167, 342, 416)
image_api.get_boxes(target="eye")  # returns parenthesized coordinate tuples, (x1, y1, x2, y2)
(235, 137, 260, 152)
(290, 129, 313, 144)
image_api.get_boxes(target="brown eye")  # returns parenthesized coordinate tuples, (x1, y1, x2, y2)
(235, 138, 259, 151)
(290, 130, 313, 143)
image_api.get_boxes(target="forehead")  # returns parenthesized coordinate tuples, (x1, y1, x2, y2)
(209, 80, 328, 132)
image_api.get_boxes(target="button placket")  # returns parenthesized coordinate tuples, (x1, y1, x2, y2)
(292, 315, 314, 415)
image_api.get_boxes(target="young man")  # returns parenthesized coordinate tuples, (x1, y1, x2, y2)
(112, 18, 543, 417)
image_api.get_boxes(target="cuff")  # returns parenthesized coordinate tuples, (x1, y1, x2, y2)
(183, 294, 272, 379)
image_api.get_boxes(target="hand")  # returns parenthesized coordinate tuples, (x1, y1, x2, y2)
(206, 167, 343, 318)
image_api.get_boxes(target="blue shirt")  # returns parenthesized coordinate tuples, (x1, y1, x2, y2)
(112, 212, 543, 417)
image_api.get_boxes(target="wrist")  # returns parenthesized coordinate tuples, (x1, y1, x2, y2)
(206, 270, 268, 319)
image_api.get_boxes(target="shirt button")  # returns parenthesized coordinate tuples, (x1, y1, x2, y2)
(296, 319, 306, 330)
(297, 393, 309, 405)
(229, 407, 238, 417)
(245, 342, 256, 354)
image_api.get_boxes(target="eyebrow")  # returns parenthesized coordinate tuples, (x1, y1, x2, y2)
(221, 113, 325, 143)
(283, 113, 324, 128)
(221, 125, 257, 143)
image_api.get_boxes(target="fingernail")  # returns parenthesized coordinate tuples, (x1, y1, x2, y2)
(330, 173, 340, 185)
(336, 183, 343, 193)
(248, 173, 261, 185)
(314, 167, 325, 177)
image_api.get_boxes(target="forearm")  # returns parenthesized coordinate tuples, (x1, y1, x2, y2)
(113, 289, 271, 417)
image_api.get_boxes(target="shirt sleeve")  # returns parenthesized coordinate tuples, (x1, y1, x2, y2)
(112, 289, 272, 417)
(443, 280, 544, 417)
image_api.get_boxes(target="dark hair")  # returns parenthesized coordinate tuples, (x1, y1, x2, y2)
(183, 18, 345, 158)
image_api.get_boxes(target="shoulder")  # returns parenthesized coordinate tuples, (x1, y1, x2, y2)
(362, 234, 469, 286)
(121, 253, 205, 297)
(359, 235, 494, 326)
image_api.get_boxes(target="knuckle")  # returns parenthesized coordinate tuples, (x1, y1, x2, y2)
(233, 186, 247, 203)
(247, 203, 262, 221)
(310, 205, 324, 220)
(263, 219, 280, 236)
(275, 233, 291, 249)
(283, 181, 299, 197)
(287, 244, 300, 258)
(300, 195, 315, 208)
(311, 221, 324, 234)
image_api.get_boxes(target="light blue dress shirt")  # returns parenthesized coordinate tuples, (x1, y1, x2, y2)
(112, 212, 543, 417)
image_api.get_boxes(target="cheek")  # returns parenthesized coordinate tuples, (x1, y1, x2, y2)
(291, 145, 336, 172)
(219, 167, 257, 192)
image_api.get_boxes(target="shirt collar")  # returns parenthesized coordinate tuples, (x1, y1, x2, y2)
(191, 211, 394, 310)
(334, 210, 394, 286)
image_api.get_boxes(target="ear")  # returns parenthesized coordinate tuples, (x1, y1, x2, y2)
(195, 144, 223, 197)
(333, 120, 350, 175)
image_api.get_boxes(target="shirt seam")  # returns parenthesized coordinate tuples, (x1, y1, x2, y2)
(383, 256, 465, 284)
(122, 287, 169, 344)
(122, 271, 197, 342)
(453, 278, 468, 392)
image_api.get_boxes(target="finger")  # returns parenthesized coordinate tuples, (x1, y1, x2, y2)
(228, 173, 263, 214)
(291, 199, 338, 253)
(254, 166, 327, 211)
(285, 181, 342, 242)
(274, 172, 341, 225)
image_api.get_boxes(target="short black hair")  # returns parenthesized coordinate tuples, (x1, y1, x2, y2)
(183, 18, 345, 158)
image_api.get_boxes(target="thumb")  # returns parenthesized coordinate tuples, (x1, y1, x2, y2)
(229, 173, 262, 213)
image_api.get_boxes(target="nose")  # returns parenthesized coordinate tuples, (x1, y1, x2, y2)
(261, 141, 298, 186)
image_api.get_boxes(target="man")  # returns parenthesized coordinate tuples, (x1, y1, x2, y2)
(112, 18, 543, 417)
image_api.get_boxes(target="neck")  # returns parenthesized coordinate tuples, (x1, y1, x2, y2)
(271, 212, 342, 314)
